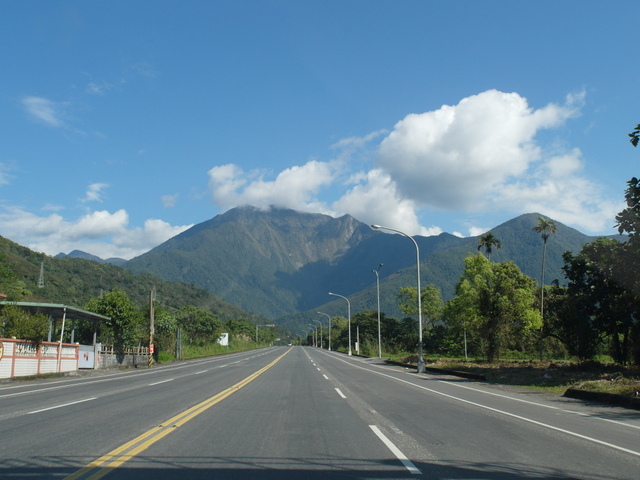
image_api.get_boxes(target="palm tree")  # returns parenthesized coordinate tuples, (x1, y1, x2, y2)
(532, 216, 557, 321)
(477, 232, 501, 261)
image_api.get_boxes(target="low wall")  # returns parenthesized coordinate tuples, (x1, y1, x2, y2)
(95, 344, 150, 369)
(0, 338, 79, 379)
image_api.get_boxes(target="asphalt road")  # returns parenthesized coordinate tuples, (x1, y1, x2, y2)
(0, 346, 639, 479)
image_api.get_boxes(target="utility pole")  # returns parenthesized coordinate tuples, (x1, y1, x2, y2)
(148, 287, 155, 367)
(176, 328, 182, 359)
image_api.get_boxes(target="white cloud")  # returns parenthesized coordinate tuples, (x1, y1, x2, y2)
(204, 89, 615, 237)
(66, 209, 129, 240)
(330, 129, 387, 166)
(42, 203, 65, 212)
(366, 89, 618, 234)
(332, 169, 441, 236)
(81, 183, 109, 203)
(162, 194, 179, 208)
(6, 88, 617, 262)
(0, 163, 12, 185)
(495, 150, 623, 233)
(0, 206, 192, 260)
(22, 96, 68, 127)
(130, 62, 159, 79)
(111, 219, 191, 256)
(376, 90, 582, 211)
(0, 206, 65, 237)
(207, 160, 336, 213)
(331, 130, 388, 151)
(468, 226, 491, 237)
(86, 80, 113, 95)
(208, 163, 248, 204)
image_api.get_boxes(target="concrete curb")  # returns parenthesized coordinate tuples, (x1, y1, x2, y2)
(563, 388, 640, 410)
(384, 360, 487, 381)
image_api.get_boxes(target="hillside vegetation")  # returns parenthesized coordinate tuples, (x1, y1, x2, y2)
(125, 207, 609, 323)
(3, 203, 639, 371)
(0, 235, 261, 323)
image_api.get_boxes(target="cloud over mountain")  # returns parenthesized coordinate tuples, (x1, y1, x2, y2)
(205, 89, 618, 237)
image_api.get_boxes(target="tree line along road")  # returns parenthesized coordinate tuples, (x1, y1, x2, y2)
(0, 346, 639, 479)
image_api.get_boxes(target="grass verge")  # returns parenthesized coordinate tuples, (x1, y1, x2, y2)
(396, 355, 640, 398)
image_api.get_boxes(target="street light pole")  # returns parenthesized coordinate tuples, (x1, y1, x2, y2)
(312, 319, 323, 348)
(373, 263, 383, 358)
(328, 292, 351, 355)
(317, 312, 332, 351)
(308, 324, 317, 346)
(371, 224, 425, 373)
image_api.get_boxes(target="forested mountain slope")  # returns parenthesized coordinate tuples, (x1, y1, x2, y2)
(0, 235, 260, 322)
(124, 206, 613, 320)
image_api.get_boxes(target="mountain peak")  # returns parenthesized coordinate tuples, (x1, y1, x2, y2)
(124, 208, 610, 322)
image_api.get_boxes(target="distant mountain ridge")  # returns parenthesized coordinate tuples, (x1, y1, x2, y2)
(56, 250, 127, 266)
(124, 206, 617, 325)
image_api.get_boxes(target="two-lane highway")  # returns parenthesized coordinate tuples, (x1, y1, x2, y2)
(1, 346, 639, 479)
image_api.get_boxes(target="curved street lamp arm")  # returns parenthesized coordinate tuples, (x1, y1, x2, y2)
(370, 224, 424, 372)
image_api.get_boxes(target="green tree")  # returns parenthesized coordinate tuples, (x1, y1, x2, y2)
(543, 282, 602, 361)
(423, 324, 454, 356)
(629, 123, 640, 147)
(397, 284, 443, 328)
(532, 216, 557, 321)
(446, 253, 541, 362)
(176, 305, 223, 346)
(153, 306, 177, 354)
(613, 175, 640, 364)
(615, 177, 640, 250)
(326, 315, 348, 352)
(477, 232, 501, 261)
(351, 310, 395, 355)
(85, 288, 144, 351)
(562, 239, 638, 364)
(256, 324, 277, 345)
(0, 253, 32, 301)
(395, 317, 419, 352)
(622, 124, 640, 363)
(397, 284, 443, 356)
(226, 318, 256, 342)
(378, 314, 401, 353)
(444, 291, 479, 358)
(0, 304, 49, 343)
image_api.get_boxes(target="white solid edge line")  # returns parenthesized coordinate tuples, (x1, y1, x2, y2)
(369, 425, 421, 475)
(440, 379, 640, 431)
(322, 351, 640, 459)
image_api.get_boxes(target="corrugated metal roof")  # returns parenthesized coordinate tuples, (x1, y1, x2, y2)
(0, 302, 110, 322)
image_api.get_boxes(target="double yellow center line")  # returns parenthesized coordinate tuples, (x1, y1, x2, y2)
(64, 348, 291, 480)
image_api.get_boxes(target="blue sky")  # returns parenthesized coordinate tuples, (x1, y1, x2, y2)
(1, 1, 639, 259)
